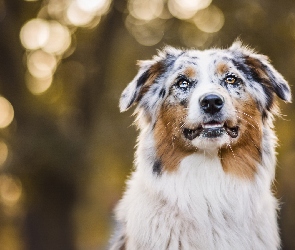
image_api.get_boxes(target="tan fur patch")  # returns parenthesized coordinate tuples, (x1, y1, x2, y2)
(216, 62, 230, 75)
(184, 66, 197, 78)
(219, 96, 262, 179)
(154, 103, 196, 172)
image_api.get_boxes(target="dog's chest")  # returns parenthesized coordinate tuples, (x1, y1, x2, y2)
(119, 153, 277, 250)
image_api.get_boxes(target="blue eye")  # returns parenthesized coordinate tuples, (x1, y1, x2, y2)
(176, 78, 191, 90)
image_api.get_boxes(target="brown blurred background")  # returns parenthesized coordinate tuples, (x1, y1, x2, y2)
(0, 0, 294, 249)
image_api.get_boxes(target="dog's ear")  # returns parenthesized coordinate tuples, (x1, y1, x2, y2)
(119, 59, 164, 112)
(119, 46, 182, 112)
(230, 41, 292, 103)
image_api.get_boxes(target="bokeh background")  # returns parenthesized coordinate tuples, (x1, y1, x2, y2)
(0, 0, 294, 249)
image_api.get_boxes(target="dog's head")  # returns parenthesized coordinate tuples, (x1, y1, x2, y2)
(120, 42, 291, 178)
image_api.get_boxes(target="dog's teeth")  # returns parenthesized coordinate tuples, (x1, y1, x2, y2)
(203, 123, 223, 128)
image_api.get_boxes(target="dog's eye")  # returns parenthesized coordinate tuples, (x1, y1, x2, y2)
(224, 75, 238, 85)
(176, 78, 191, 90)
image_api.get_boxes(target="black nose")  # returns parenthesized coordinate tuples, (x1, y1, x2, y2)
(200, 94, 224, 115)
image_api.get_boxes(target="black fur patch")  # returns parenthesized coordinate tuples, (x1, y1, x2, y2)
(159, 88, 166, 98)
(153, 159, 162, 176)
(136, 70, 150, 88)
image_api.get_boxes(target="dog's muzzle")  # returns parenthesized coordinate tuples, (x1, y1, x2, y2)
(183, 94, 239, 140)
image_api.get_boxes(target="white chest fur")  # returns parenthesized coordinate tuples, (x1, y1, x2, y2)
(115, 146, 279, 250)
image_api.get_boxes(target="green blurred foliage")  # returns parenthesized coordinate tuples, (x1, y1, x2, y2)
(0, 0, 294, 249)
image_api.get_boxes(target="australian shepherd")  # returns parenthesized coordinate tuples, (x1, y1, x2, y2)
(109, 41, 291, 250)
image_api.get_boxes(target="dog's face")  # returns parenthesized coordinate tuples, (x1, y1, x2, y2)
(120, 42, 291, 177)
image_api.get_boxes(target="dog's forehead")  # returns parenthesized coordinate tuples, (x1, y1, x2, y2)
(172, 49, 233, 74)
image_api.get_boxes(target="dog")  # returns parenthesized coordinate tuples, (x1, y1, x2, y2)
(109, 41, 291, 250)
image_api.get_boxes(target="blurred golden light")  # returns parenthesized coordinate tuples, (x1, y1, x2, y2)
(168, 0, 211, 20)
(0, 97, 14, 129)
(20, 18, 49, 50)
(27, 50, 57, 79)
(25, 72, 53, 95)
(0, 175, 22, 207)
(125, 15, 164, 46)
(128, 0, 164, 21)
(42, 21, 71, 55)
(0, 141, 8, 167)
(66, 1, 97, 27)
(193, 5, 224, 33)
(76, 0, 111, 14)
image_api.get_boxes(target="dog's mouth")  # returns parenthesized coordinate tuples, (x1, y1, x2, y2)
(183, 121, 239, 140)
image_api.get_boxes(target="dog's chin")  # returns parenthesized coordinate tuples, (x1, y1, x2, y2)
(183, 121, 239, 148)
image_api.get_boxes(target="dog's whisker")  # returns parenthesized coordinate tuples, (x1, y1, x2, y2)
(236, 115, 259, 130)
(227, 143, 236, 160)
(235, 110, 254, 119)
(235, 110, 261, 129)
(180, 122, 187, 129)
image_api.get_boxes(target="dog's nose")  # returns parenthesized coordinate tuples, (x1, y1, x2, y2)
(200, 94, 224, 115)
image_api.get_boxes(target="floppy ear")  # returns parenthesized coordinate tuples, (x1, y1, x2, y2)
(230, 41, 292, 103)
(119, 60, 164, 112)
(119, 46, 183, 112)
(245, 54, 292, 103)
